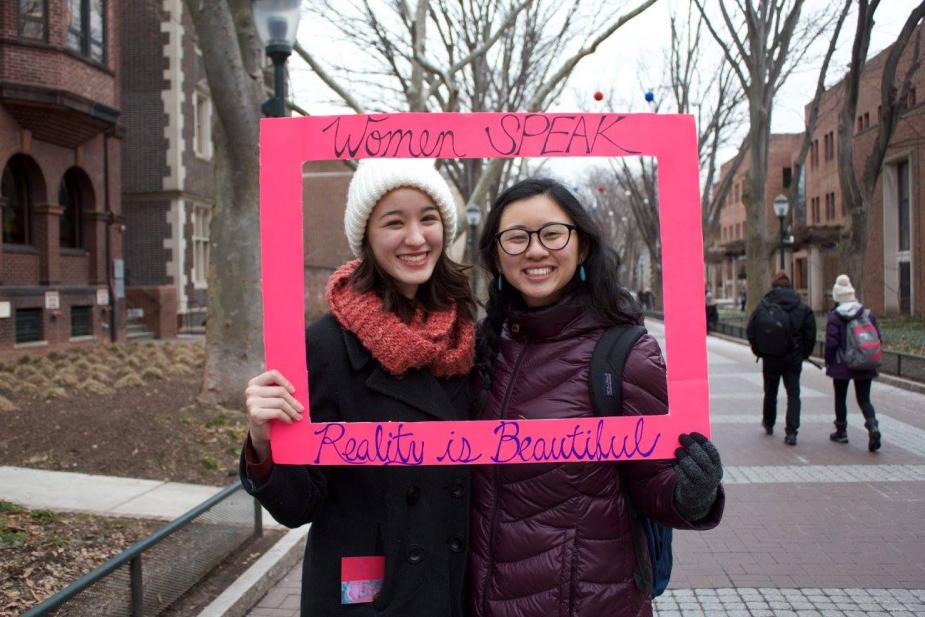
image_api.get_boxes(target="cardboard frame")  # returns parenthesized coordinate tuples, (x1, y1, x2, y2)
(259, 112, 708, 465)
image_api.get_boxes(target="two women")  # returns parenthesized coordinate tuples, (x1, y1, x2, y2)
(243, 167, 725, 617)
(242, 158, 475, 616)
(825, 274, 883, 451)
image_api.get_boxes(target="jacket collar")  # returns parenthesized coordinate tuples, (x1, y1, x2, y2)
(506, 296, 610, 341)
(341, 326, 464, 421)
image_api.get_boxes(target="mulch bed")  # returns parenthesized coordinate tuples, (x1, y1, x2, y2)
(0, 340, 268, 616)
(0, 502, 163, 616)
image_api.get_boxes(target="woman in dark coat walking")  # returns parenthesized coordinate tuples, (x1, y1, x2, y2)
(468, 179, 725, 617)
(240, 159, 476, 616)
(825, 274, 882, 451)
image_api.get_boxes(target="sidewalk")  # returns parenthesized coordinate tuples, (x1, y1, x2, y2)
(246, 320, 925, 617)
(0, 466, 223, 519)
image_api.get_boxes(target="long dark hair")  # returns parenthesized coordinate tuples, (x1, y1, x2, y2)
(350, 242, 476, 323)
(473, 178, 641, 401)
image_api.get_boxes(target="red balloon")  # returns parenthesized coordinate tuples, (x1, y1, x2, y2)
(593, 91, 604, 101)
(597, 184, 605, 193)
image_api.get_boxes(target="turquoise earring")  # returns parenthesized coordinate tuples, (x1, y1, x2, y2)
(497, 275, 503, 291)
(579, 264, 587, 282)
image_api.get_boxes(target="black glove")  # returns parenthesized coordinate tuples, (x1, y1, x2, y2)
(673, 432, 723, 521)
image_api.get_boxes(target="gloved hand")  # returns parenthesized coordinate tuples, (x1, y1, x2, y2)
(673, 432, 723, 521)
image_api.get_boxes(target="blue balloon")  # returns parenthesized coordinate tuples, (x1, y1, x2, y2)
(644, 90, 654, 103)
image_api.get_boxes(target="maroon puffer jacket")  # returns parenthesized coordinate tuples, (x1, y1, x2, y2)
(469, 299, 724, 617)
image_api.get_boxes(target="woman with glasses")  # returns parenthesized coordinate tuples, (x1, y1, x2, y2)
(468, 178, 725, 617)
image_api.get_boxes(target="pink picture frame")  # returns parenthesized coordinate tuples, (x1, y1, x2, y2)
(259, 112, 708, 465)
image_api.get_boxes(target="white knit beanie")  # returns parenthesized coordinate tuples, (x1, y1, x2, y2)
(343, 158, 458, 257)
(832, 274, 857, 304)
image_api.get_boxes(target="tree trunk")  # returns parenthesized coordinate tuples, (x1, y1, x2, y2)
(186, 0, 265, 407)
(744, 103, 772, 317)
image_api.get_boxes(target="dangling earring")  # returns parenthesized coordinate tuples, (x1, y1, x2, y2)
(579, 264, 587, 282)
(497, 275, 503, 291)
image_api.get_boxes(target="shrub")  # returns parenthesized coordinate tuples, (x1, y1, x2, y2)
(114, 373, 145, 389)
(141, 366, 165, 381)
(78, 379, 111, 396)
(0, 395, 16, 412)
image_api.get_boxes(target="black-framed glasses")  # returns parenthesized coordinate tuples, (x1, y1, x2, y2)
(495, 222, 577, 256)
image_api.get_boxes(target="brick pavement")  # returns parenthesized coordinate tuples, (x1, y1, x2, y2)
(247, 323, 925, 616)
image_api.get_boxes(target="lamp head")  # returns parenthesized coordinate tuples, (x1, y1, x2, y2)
(254, 0, 302, 51)
(465, 205, 482, 227)
(772, 194, 790, 218)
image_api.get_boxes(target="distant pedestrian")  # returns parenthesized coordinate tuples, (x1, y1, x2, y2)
(705, 285, 718, 332)
(738, 281, 747, 312)
(746, 270, 816, 445)
(825, 274, 883, 452)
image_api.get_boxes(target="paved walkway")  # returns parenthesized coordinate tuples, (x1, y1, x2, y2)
(247, 321, 925, 616)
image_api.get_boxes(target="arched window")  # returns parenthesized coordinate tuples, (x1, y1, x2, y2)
(1, 156, 35, 246)
(59, 168, 88, 249)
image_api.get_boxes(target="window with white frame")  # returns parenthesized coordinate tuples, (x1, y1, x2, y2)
(192, 205, 211, 287)
(194, 86, 213, 160)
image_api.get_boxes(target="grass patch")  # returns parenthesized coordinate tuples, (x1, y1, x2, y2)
(0, 501, 24, 514)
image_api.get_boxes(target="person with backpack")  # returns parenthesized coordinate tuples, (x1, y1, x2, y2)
(469, 178, 725, 617)
(825, 274, 883, 452)
(746, 270, 816, 445)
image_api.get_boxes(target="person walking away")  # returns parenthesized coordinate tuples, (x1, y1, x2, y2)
(746, 270, 816, 445)
(240, 159, 476, 616)
(825, 274, 883, 452)
(469, 178, 725, 617)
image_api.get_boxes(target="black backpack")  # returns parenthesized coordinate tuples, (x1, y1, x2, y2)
(589, 324, 673, 598)
(750, 299, 792, 357)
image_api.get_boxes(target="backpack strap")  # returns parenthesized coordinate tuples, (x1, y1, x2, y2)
(588, 324, 653, 596)
(589, 324, 647, 417)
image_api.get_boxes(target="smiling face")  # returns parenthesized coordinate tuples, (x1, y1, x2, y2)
(496, 193, 582, 308)
(365, 187, 444, 299)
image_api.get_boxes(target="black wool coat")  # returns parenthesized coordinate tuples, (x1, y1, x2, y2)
(240, 313, 471, 617)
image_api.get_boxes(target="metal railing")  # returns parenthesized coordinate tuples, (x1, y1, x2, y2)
(709, 320, 925, 383)
(23, 481, 262, 617)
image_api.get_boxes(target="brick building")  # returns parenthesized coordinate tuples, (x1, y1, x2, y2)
(0, 0, 126, 354)
(705, 133, 804, 301)
(799, 34, 925, 315)
(120, 0, 213, 334)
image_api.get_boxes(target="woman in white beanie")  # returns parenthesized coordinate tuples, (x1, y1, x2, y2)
(240, 158, 476, 616)
(824, 274, 882, 451)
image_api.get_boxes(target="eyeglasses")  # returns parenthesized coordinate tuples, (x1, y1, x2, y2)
(495, 222, 577, 256)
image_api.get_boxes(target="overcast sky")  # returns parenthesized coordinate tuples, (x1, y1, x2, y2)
(289, 1, 922, 179)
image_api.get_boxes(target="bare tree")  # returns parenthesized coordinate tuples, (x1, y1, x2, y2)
(184, 0, 265, 406)
(693, 0, 834, 315)
(610, 157, 661, 307)
(836, 0, 925, 298)
(296, 0, 657, 213)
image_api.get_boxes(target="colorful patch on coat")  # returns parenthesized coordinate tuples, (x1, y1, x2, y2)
(341, 556, 385, 604)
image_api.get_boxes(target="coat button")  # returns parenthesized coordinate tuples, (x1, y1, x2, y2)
(448, 537, 464, 553)
(407, 545, 424, 564)
(510, 323, 520, 334)
(450, 483, 465, 499)
(406, 485, 420, 505)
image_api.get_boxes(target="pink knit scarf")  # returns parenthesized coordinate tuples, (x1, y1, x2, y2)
(326, 260, 475, 378)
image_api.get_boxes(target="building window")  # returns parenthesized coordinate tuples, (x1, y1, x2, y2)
(908, 87, 917, 108)
(15, 308, 43, 344)
(898, 160, 910, 252)
(782, 167, 792, 189)
(67, 0, 106, 64)
(18, 0, 47, 40)
(825, 192, 837, 221)
(811, 139, 819, 169)
(58, 170, 85, 249)
(1, 156, 35, 246)
(192, 205, 211, 287)
(193, 87, 213, 159)
(811, 196, 820, 224)
(823, 132, 835, 162)
(70, 305, 92, 337)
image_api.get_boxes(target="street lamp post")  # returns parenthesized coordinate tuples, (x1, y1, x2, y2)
(772, 194, 790, 271)
(254, 0, 302, 118)
(465, 205, 482, 295)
